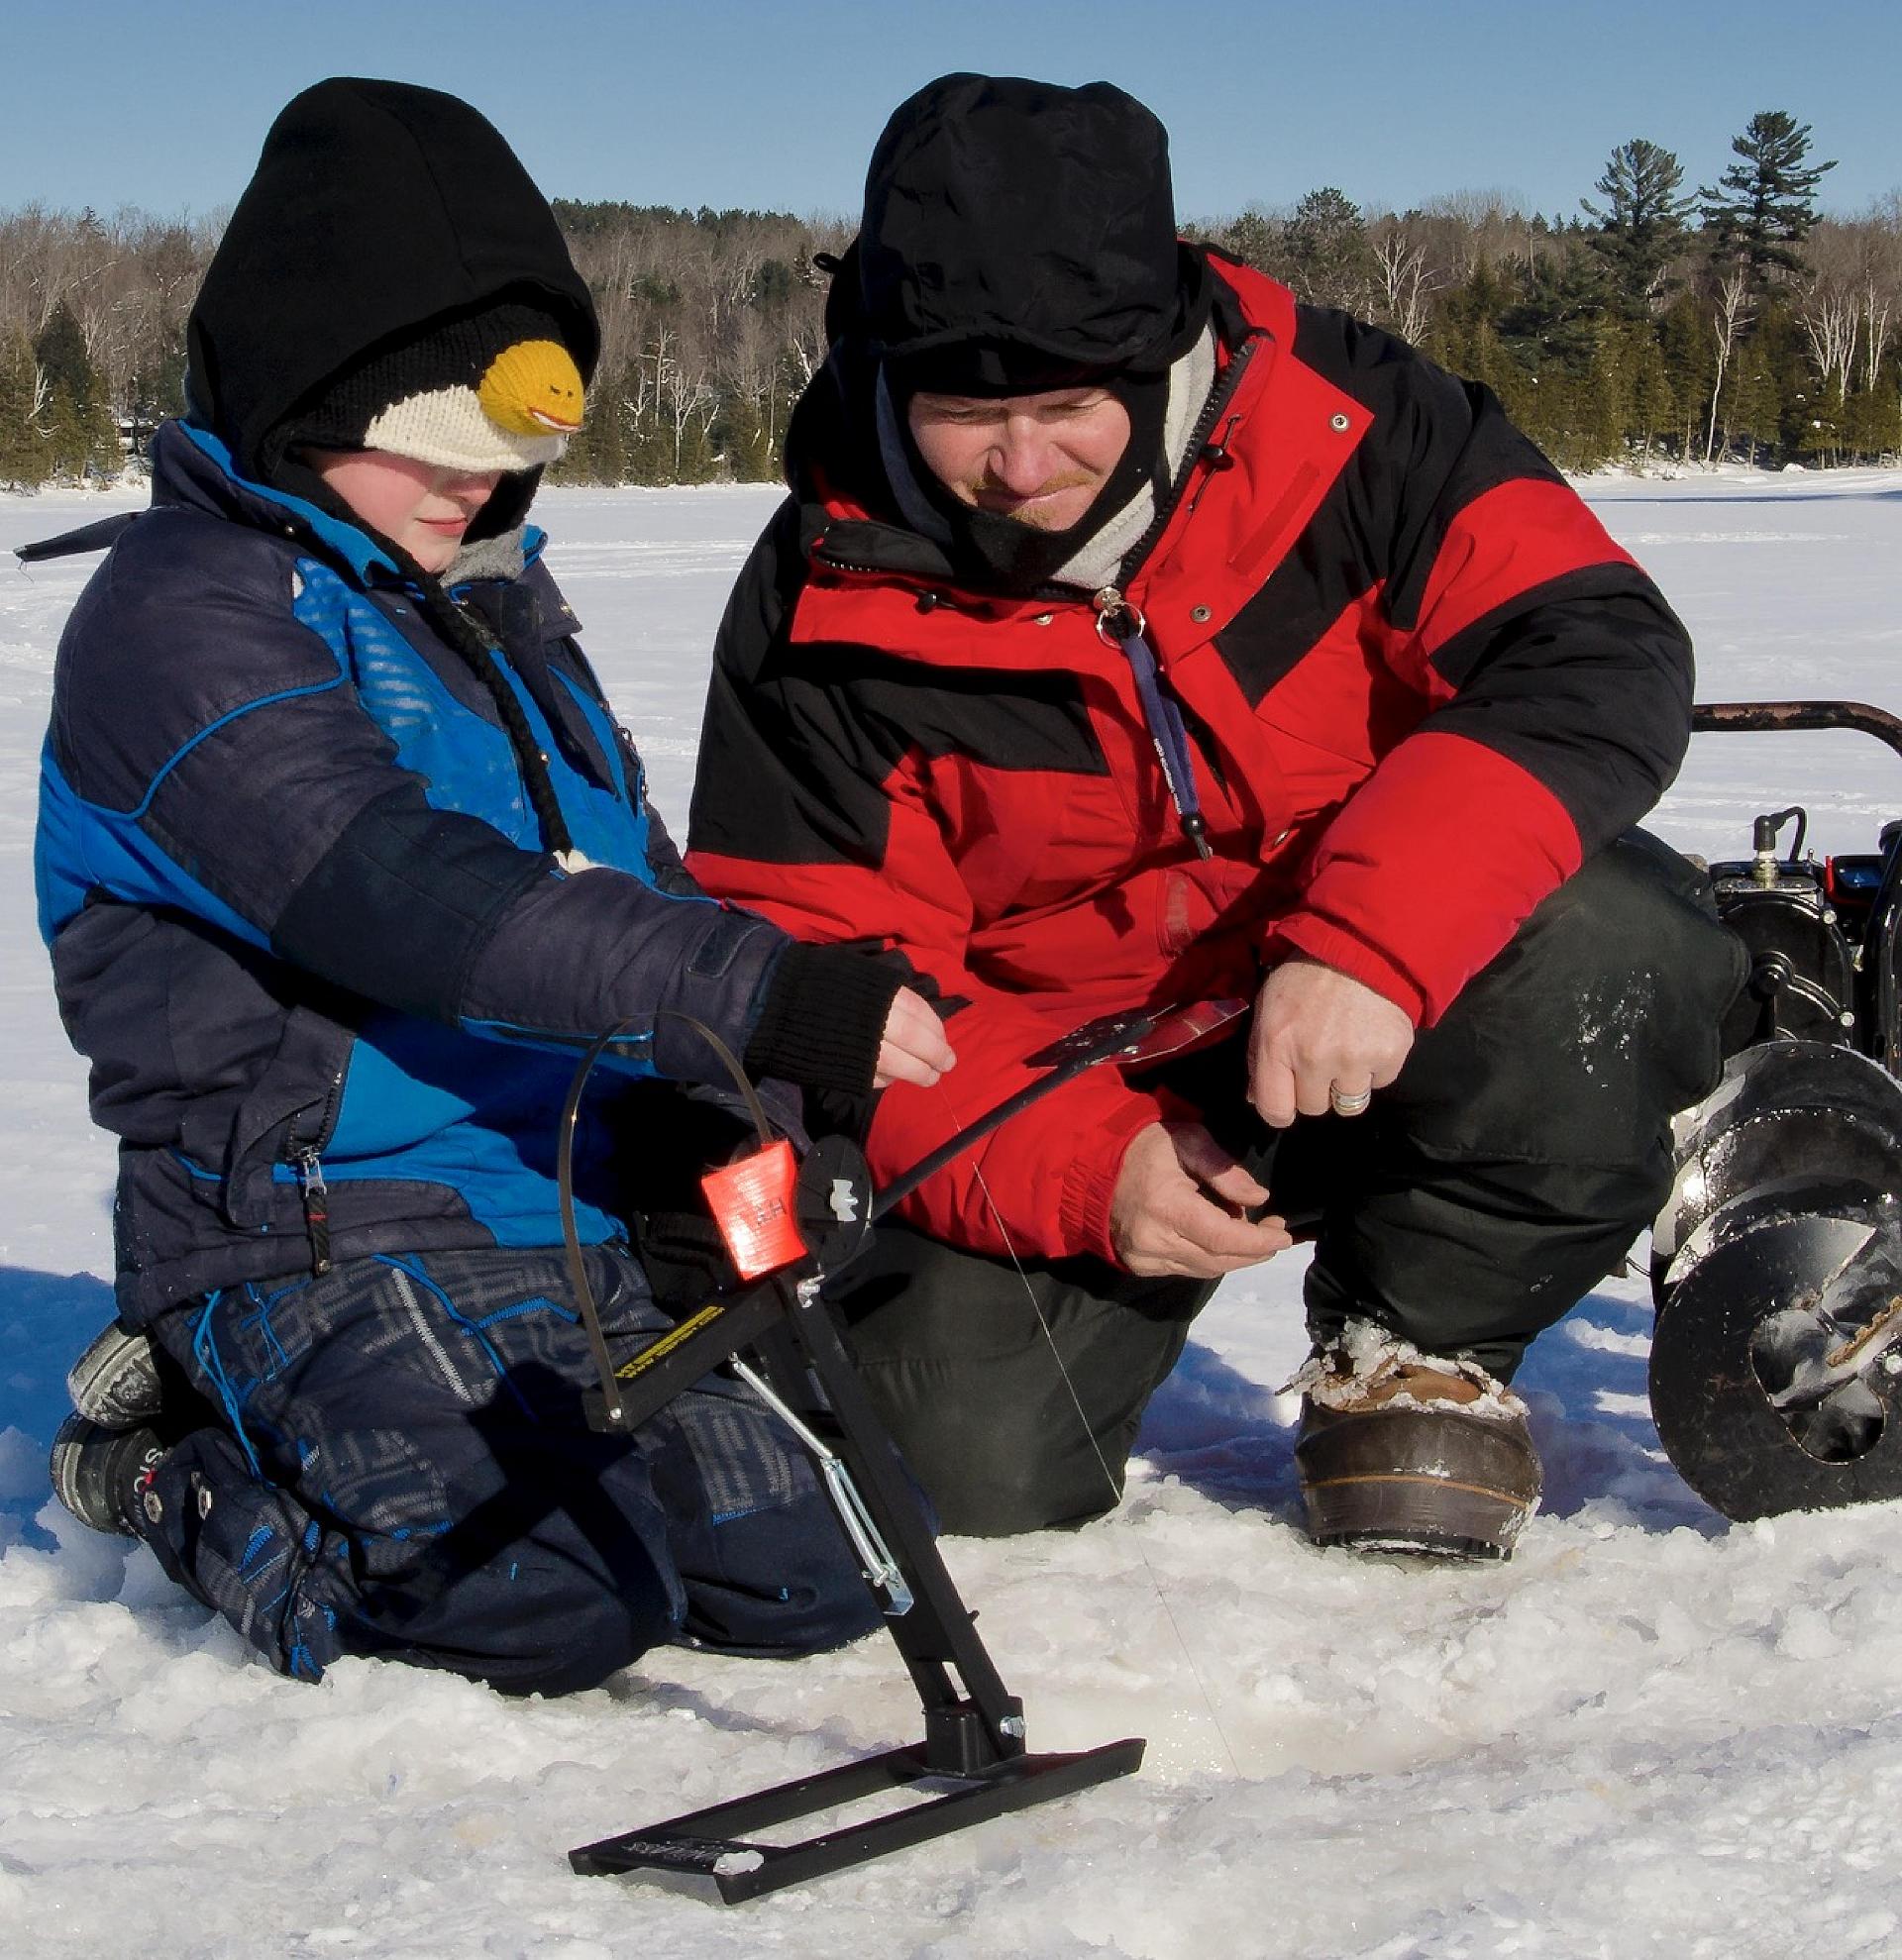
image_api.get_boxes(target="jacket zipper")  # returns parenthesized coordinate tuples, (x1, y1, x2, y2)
(292, 1149, 332, 1278)
(1111, 329, 1266, 586)
(285, 1067, 345, 1277)
(1087, 333, 1267, 858)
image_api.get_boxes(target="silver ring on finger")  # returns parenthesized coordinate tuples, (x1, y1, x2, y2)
(1328, 1084, 1372, 1116)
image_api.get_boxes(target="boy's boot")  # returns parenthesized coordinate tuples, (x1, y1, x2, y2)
(66, 1319, 164, 1430)
(49, 1416, 167, 1537)
(1291, 1321, 1542, 1562)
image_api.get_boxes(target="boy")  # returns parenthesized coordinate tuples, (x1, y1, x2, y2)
(38, 78, 950, 1695)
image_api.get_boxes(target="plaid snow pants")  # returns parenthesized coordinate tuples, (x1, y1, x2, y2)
(134, 1244, 878, 1693)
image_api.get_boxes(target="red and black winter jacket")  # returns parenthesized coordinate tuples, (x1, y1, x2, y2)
(687, 258, 1694, 1267)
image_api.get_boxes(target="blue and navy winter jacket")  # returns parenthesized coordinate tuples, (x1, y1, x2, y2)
(37, 422, 839, 1323)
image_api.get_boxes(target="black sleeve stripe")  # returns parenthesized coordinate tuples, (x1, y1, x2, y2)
(1288, 305, 1566, 633)
(271, 785, 549, 1022)
(1425, 586, 1695, 851)
(1427, 564, 1690, 691)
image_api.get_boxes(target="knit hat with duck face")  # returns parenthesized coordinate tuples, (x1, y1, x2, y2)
(187, 77, 599, 537)
(287, 295, 586, 474)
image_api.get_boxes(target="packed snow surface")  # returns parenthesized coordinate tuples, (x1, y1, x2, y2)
(4, 468, 1902, 1957)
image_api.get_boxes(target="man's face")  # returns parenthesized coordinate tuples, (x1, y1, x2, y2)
(905, 386, 1131, 532)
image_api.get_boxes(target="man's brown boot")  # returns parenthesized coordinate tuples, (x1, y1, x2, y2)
(1290, 1322, 1542, 1561)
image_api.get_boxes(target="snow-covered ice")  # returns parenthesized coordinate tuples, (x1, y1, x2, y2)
(3, 467, 1902, 1957)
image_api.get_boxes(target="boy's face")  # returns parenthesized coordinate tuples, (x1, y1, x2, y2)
(305, 449, 506, 571)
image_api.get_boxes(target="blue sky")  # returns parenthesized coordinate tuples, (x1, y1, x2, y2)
(3, 1, 1895, 223)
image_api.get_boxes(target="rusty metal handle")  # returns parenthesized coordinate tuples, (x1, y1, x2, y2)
(1693, 700, 1902, 767)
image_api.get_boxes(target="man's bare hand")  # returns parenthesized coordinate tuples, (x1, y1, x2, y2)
(873, 985, 957, 1089)
(1249, 956, 1414, 1128)
(1109, 1121, 1293, 1279)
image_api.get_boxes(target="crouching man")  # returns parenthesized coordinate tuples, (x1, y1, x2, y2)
(686, 73, 1744, 1560)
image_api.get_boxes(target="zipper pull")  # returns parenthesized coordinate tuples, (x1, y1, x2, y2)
(1093, 586, 1139, 641)
(294, 1149, 333, 1277)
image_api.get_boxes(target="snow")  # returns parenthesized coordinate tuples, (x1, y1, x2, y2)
(4, 467, 1902, 1956)
(1289, 1318, 1530, 1420)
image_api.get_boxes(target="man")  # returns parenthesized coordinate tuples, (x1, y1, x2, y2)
(687, 74, 1744, 1560)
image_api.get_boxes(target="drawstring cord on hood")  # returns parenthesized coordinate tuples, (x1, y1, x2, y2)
(379, 536, 581, 866)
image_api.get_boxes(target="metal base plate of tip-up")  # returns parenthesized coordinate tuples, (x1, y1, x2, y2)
(570, 1735, 1146, 1904)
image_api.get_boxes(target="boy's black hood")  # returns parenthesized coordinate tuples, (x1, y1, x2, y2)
(187, 78, 597, 507)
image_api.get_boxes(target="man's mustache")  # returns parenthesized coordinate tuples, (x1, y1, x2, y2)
(964, 469, 1102, 530)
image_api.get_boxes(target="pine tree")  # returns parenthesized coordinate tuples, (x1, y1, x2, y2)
(1843, 382, 1900, 463)
(0, 327, 49, 486)
(1497, 240, 1606, 381)
(1583, 139, 1695, 316)
(124, 325, 186, 450)
(1699, 111, 1837, 292)
(1656, 290, 1716, 459)
(713, 387, 778, 481)
(33, 301, 119, 479)
(1204, 209, 1280, 275)
(1282, 188, 1375, 311)
(1578, 323, 1635, 465)
(1426, 261, 1507, 373)
(1626, 329, 1677, 462)
(1717, 306, 1791, 464)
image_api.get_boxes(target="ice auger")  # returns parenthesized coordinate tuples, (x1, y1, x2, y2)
(1648, 701, 1902, 1519)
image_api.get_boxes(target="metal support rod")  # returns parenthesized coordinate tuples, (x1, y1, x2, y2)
(760, 1272, 1026, 1762)
(729, 1351, 914, 1615)
(1692, 699, 1902, 767)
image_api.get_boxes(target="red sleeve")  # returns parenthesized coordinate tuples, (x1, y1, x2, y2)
(689, 763, 1163, 1265)
(1266, 730, 1581, 1023)
(1267, 419, 1683, 1023)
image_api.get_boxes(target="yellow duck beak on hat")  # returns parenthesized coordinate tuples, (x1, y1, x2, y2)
(359, 339, 586, 472)
(478, 339, 586, 437)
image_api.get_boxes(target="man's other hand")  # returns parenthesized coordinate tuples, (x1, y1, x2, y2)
(1249, 956, 1415, 1128)
(1110, 1121, 1293, 1279)
(874, 985, 957, 1089)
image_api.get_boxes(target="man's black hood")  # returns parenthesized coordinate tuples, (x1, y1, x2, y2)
(790, 73, 1216, 596)
(840, 72, 1210, 385)
(186, 77, 597, 534)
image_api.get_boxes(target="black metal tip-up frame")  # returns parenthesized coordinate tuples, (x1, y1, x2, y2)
(562, 999, 1245, 1902)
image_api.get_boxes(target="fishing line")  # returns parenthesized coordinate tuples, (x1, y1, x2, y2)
(936, 1083, 1246, 1779)
(556, 1005, 1247, 1770)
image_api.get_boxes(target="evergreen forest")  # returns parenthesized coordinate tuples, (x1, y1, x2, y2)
(0, 111, 1893, 488)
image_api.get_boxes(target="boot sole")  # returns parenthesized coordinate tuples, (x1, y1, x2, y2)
(1297, 1405, 1540, 1561)
(48, 1418, 141, 1537)
(1301, 1472, 1530, 1561)
(65, 1322, 163, 1430)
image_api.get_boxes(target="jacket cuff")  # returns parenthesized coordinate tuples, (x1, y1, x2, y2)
(1263, 914, 1428, 1025)
(743, 941, 903, 1093)
(1059, 1095, 1167, 1267)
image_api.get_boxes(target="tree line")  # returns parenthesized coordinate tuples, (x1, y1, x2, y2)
(1193, 113, 1897, 472)
(0, 109, 1893, 489)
